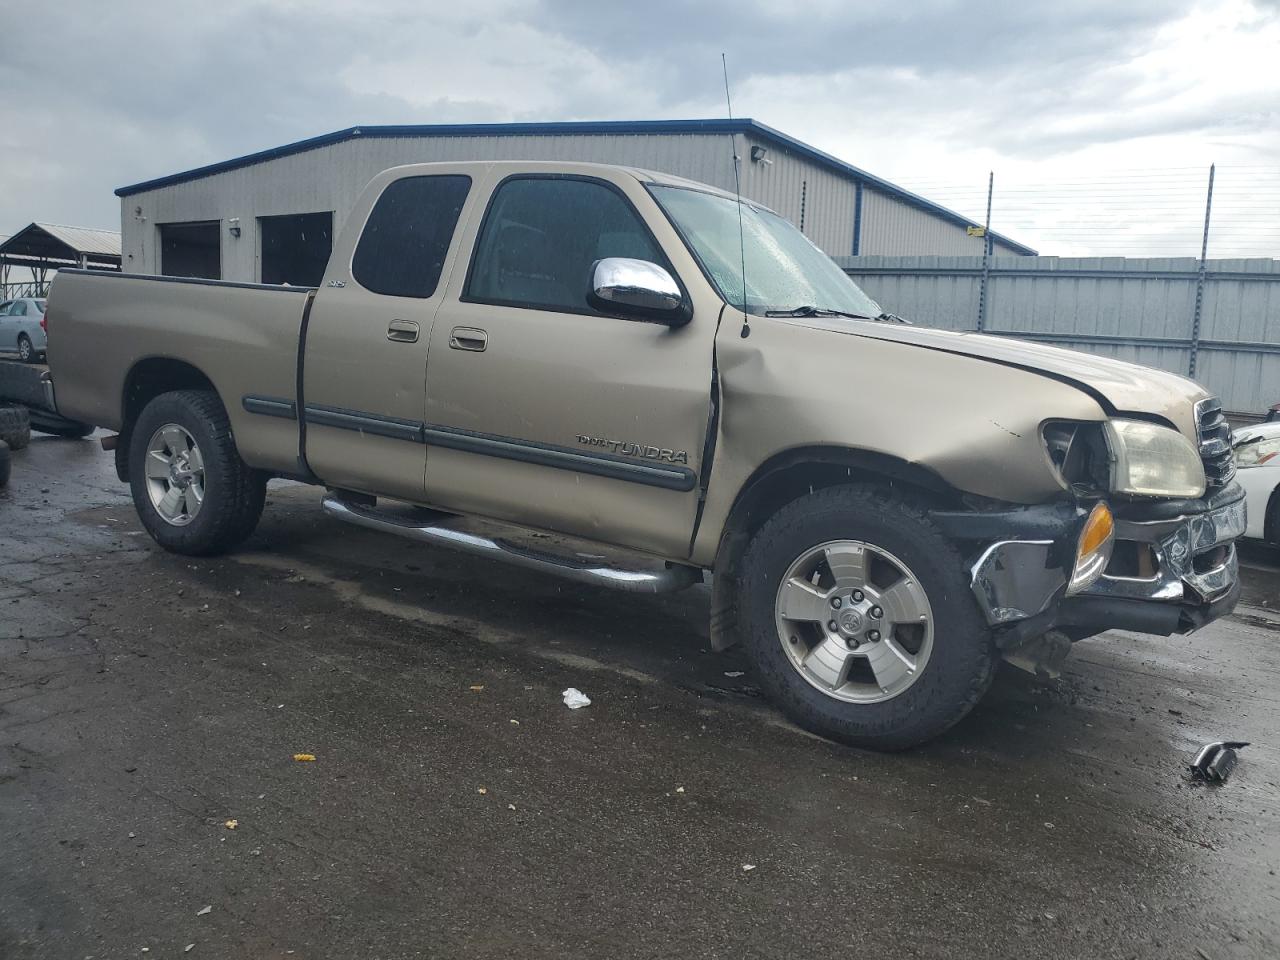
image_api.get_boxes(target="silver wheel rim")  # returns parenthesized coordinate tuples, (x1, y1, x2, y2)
(18, 338, 30, 361)
(144, 424, 205, 526)
(774, 539, 934, 704)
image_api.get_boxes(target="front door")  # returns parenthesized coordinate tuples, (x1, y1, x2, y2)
(423, 170, 720, 559)
(301, 169, 477, 501)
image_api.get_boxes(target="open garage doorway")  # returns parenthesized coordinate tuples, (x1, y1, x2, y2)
(159, 221, 221, 279)
(259, 212, 332, 287)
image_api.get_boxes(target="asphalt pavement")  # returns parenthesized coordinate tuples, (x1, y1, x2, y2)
(2, 432, 1278, 959)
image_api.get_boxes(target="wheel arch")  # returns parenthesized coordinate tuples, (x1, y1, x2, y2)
(1265, 482, 1280, 545)
(708, 445, 967, 652)
(116, 357, 221, 482)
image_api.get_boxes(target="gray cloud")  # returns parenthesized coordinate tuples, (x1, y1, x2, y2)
(0, 0, 1275, 259)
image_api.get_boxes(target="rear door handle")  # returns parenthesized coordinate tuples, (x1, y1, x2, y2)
(387, 319, 420, 343)
(449, 326, 488, 352)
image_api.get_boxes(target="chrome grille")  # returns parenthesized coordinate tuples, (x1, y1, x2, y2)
(1194, 397, 1235, 487)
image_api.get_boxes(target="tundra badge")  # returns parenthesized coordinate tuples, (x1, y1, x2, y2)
(576, 434, 688, 464)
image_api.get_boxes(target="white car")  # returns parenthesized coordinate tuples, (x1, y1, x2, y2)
(1233, 421, 1280, 544)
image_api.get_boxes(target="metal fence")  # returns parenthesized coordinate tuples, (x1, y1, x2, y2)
(837, 255, 1280, 416)
(1, 279, 43, 300)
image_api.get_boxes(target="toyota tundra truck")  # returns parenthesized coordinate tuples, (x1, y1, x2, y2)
(43, 160, 1246, 749)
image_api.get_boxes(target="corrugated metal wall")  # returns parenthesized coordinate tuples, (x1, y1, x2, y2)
(737, 134, 858, 256)
(859, 189, 1023, 257)
(120, 132, 1025, 279)
(123, 133, 729, 279)
(838, 254, 1280, 414)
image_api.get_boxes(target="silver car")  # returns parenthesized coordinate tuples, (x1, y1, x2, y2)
(0, 297, 48, 362)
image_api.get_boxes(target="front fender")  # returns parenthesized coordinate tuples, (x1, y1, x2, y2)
(691, 314, 1106, 566)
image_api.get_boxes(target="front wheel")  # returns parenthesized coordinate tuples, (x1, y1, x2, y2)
(738, 485, 996, 751)
(128, 390, 267, 556)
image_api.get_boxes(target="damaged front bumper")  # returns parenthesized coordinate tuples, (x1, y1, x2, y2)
(935, 483, 1246, 644)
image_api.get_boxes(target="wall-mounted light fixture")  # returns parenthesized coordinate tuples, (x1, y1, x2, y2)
(228, 217, 241, 238)
(750, 145, 773, 166)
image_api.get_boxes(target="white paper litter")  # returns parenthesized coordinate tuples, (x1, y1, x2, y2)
(562, 687, 591, 710)
(196, 906, 212, 916)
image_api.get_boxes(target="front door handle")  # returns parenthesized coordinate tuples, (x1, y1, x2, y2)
(387, 319, 420, 343)
(449, 326, 488, 352)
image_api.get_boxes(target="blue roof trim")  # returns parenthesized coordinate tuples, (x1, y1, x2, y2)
(114, 118, 1036, 255)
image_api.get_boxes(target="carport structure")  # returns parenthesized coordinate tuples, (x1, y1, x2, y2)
(0, 222, 121, 298)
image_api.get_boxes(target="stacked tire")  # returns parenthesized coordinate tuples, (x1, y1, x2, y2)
(0, 404, 29, 451)
(0, 405, 31, 489)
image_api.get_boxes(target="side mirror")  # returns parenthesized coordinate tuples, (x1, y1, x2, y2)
(589, 258, 691, 326)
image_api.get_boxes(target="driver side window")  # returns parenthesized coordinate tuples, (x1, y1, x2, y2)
(464, 176, 666, 316)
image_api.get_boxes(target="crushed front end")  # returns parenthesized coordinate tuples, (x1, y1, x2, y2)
(935, 397, 1246, 664)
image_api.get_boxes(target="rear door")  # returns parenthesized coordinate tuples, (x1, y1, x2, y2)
(301, 167, 478, 501)
(421, 167, 722, 559)
(0, 302, 13, 351)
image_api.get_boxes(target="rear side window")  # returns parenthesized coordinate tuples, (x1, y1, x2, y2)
(11, 301, 26, 316)
(465, 177, 665, 314)
(352, 175, 471, 299)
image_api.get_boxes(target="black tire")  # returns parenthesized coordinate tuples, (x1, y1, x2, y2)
(17, 334, 35, 363)
(128, 390, 267, 556)
(738, 485, 996, 751)
(0, 404, 31, 451)
(1266, 487, 1280, 547)
(0, 440, 10, 488)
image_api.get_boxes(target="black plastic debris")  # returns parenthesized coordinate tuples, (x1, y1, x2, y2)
(1190, 741, 1249, 783)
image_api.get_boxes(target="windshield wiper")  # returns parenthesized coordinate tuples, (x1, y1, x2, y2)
(876, 312, 911, 324)
(764, 305, 874, 320)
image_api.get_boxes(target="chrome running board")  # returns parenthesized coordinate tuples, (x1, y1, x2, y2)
(321, 495, 703, 594)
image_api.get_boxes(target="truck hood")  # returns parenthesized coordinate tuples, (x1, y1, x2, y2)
(826, 320, 1209, 436)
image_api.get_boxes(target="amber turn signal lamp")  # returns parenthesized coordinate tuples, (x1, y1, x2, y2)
(1067, 501, 1115, 596)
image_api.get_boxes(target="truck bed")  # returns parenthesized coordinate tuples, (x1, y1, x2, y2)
(47, 271, 312, 475)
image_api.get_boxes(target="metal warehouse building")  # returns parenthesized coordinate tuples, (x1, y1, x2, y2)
(115, 119, 1034, 286)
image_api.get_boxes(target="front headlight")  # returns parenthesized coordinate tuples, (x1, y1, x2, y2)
(1103, 419, 1206, 498)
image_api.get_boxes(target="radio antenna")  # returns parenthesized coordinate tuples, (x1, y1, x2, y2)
(721, 53, 750, 337)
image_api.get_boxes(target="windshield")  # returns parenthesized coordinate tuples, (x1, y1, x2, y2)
(649, 184, 881, 318)
(35, 299, 47, 312)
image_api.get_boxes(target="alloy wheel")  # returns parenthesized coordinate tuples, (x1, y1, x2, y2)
(143, 423, 206, 526)
(774, 539, 934, 704)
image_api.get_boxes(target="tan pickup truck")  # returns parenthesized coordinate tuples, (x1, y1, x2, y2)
(45, 160, 1246, 749)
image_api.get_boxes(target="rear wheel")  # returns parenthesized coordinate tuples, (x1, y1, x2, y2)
(128, 390, 266, 556)
(17, 334, 35, 363)
(0, 440, 10, 488)
(739, 485, 996, 750)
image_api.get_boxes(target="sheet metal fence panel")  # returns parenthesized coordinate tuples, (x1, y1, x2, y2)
(838, 255, 1280, 415)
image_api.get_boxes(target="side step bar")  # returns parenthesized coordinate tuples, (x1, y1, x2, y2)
(321, 495, 703, 594)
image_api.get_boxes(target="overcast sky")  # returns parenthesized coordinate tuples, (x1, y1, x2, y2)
(2, 0, 1277, 257)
